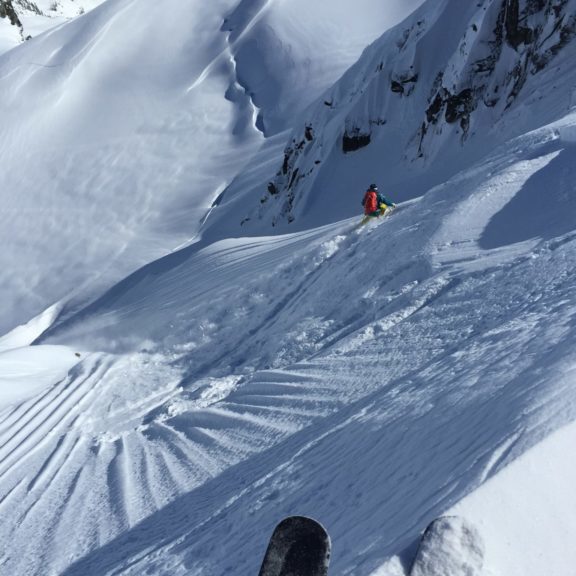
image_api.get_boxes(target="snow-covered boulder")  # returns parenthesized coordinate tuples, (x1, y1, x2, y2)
(410, 517, 485, 576)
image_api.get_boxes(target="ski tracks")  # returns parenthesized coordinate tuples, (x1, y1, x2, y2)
(0, 355, 106, 485)
(2, 189, 576, 574)
(0, 348, 355, 575)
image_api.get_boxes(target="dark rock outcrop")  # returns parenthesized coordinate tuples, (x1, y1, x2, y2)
(390, 73, 418, 95)
(505, 0, 534, 49)
(0, 0, 22, 27)
(342, 127, 371, 153)
(419, 0, 576, 149)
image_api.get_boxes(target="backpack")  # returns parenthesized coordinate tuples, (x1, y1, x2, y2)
(363, 190, 378, 213)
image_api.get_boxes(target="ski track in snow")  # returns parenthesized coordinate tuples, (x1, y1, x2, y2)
(1, 121, 576, 574)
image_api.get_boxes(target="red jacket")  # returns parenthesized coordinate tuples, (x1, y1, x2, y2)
(363, 190, 378, 214)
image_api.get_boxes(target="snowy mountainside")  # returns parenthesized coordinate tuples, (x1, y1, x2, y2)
(223, 0, 576, 230)
(1, 113, 576, 575)
(1, 0, 576, 575)
(220, 0, 426, 135)
(0, 0, 422, 336)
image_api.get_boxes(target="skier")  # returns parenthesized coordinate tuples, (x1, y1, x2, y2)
(361, 183, 395, 225)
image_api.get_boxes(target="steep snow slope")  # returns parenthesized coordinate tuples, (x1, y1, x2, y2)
(1, 113, 575, 575)
(450, 420, 576, 576)
(222, 0, 426, 135)
(0, 0, 262, 335)
(216, 0, 576, 232)
(0, 0, 425, 337)
(1, 1, 576, 575)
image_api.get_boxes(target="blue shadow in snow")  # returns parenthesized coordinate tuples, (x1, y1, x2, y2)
(36, 236, 210, 343)
(480, 145, 576, 250)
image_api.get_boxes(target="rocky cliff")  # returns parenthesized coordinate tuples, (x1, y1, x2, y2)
(248, 0, 576, 227)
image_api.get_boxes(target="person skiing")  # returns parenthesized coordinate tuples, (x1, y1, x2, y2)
(361, 183, 395, 224)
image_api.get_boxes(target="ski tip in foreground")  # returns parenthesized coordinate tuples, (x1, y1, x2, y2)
(258, 515, 331, 576)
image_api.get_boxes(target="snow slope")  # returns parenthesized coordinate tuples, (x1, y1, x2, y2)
(221, 0, 576, 232)
(451, 419, 576, 576)
(1, 112, 576, 575)
(0, 0, 425, 336)
(0, 0, 264, 335)
(1, 0, 576, 575)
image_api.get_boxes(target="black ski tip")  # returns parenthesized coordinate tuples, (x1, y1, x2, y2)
(258, 516, 331, 576)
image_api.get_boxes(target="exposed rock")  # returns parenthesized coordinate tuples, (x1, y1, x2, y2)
(419, 0, 576, 148)
(445, 89, 475, 126)
(342, 127, 371, 153)
(426, 90, 447, 124)
(252, 0, 576, 227)
(0, 0, 22, 27)
(391, 72, 418, 95)
(424, 86, 477, 135)
(505, 0, 534, 49)
(282, 149, 290, 175)
(267, 182, 278, 195)
(15, 0, 42, 16)
(288, 168, 299, 189)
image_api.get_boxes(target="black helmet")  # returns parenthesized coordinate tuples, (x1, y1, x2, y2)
(369, 183, 378, 190)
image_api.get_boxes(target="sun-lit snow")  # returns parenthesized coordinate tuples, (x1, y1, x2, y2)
(1, 1, 576, 575)
(0, 0, 426, 336)
(0, 345, 80, 409)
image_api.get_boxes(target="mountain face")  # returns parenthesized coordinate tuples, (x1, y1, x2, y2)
(415, 0, 576, 150)
(241, 0, 576, 228)
(0, 0, 425, 336)
(0, 0, 20, 25)
(1, 0, 576, 575)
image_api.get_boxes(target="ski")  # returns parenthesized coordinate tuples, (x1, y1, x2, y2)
(358, 203, 398, 227)
(258, 516, 331, 576)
